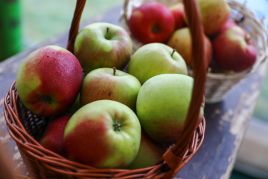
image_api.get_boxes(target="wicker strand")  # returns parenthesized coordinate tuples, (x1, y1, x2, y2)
(67, 0, 86, 53)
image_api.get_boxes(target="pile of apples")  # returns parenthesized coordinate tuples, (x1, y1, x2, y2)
(128, 0, 257, 72)
(16, 21, 197, 168)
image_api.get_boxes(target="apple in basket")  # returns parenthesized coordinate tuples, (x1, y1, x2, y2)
(16, 45, 83, 116)
(136, 74, 194, 144)
(64, 100, 141, 168)
(128, 43, 188, 84)
(169, 3, 187, 29)
(212, 24, 257, 72)
(128, 2, 175, 43)
(195, 0, 230, 36)
(40, 115, 70, 155)
(168, 27, 212, 68)
(128, 133, 163, 169)
(74, 22, 132, 73)
(80, 68, 141, 110)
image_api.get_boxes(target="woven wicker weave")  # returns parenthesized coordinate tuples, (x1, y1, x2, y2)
(123, 0, 268, 103)
(4, 0, 206, 178)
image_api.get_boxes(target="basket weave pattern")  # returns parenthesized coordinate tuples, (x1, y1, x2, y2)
(4, 0, 207, 178)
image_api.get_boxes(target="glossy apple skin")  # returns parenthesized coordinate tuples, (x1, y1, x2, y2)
(128, 133, 163, 169)
(137, 74, 193, 144)
(128, 2, 175, 43)
(64, 100, 141, 168)
(212, 25, 257, 72)
(128, 43, 187, 84)
(74, 22, 132, 73)
(16, 45, 83, 117)
(169, 3, 186, 29)
(80, 68, 141, 110)
(40, 115, 70, 155)
(198, 0, 230, 35)
(168, 27, 212, 68)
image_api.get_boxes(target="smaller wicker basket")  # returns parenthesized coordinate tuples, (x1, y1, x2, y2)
(122, 0, 268, 103)
(4, 0, 206, 178)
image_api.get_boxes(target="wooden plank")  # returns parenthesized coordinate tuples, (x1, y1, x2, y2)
(0, 5, 267, 179)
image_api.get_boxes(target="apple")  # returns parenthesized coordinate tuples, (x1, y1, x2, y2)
(16, 45, 83, 117)
(74, 22, 132, 73)
(128, 43, 187, 84)
(128, 2, 175, 43)
(195, 0, 230, 35)
(40, 115, 70, 155)
(136, 74, 193, 144)
(169, 3, 187, 29)
(80, 68, 141, 110)
(128, 133, 163, 169)
(64, 100, 141, 168)
(212, 24, 257, 72)
(168, 27, 212, 68)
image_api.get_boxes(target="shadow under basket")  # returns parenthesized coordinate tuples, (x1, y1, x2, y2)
(4, 0, 207, 178)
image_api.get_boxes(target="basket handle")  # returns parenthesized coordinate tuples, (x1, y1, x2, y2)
(67, 0, 86, 53)
(162, 0, 206, 177)
(67, 0, 206, 177)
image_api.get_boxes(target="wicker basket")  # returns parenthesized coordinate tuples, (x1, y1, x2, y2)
(122, 0, 268, 103)
(4, 0, 206, 178)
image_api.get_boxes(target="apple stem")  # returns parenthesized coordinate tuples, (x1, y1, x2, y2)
(171, 49, 176, 57)
(113, 67, 116, 76)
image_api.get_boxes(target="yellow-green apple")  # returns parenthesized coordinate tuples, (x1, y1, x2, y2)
(128, 133, 163, 169)
(212, 24, 257, 72)
(195, 0, 230, 35)
(128, 43, 187, 84)
(169, 3, 186, 29)
(64, 100, 141, 168)
(80, 68, 141, 110)
(136, 74, 193, 144)
(40, 115, 70, 155)
(168, 27, 212, 68)
(128, 2, 175, 43)
(16, 45, 83, 117)
(74, 22, 132, 73)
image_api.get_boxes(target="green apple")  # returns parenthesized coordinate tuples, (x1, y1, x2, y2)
(16, 45, 83, 116)
(136, 74, 193, 144)
(128, 43, 187, 84)
(74, 22, 132, 73)
(128, 133, 163, 169)
(80, 68, 141, 110)
(64, 100, 141, 168)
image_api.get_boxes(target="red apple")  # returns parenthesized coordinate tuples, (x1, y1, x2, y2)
(169, 3, 187, 29)
(128, 2, 175, 43)
(40, 115, 70, 155)
(64, 100, 141, 168)
(128, 133, 163, 169)
(16, 45, 83, 116)
(168, 27, 212, 68)
(212, 25, 257, 72)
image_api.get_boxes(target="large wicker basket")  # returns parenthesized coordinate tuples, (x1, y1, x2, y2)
(4, 0, 206, 178)
(122, 0, 268, 103)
